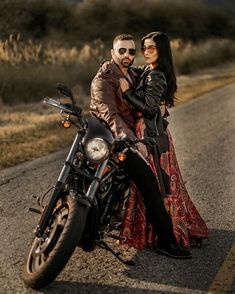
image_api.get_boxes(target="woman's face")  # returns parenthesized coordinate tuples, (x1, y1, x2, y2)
(141, 38, 159, 67)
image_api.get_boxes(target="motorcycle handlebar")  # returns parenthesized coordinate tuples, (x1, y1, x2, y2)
(115, 135, 156, 147)
(115, 136, 152, 165)
(43, 97, 61, 108)
(43, 97, 82, 117)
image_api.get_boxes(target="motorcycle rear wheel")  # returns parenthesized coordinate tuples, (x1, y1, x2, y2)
(22, 194, 88, 289)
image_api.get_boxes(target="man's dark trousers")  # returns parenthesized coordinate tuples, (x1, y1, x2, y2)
(125, 150, 177, 247)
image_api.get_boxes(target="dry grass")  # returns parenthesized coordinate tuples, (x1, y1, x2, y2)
(172, 38, 235, 74)
(0, 35, 106, 105)
(1, 63, 235, 170)
(0, 34, 105, 66)
(177, 62, 235, 104)
(0, 105, 75, 168)
(1, 127, 71, 167)
(0, 95, 91, 169)
(1, 35, 235, 170)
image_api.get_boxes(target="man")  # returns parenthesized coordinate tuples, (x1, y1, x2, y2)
(90, 34, 191, 259)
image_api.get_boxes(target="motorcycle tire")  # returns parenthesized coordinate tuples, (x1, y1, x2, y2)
(22, 194, 88, 289)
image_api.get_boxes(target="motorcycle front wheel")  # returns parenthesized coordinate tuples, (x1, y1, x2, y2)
(22, 194, 88, 289)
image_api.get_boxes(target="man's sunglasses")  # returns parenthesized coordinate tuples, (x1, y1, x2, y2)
(141, 45, 157, 54)
(117, 48, 136, 56)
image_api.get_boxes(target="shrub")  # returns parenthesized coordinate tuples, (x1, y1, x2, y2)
(172, 38, 235, 74)
(1, 0, 235, 44)
(0, 35, 109, 105)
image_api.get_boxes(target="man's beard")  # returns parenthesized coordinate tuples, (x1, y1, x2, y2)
(120, 58, 134, 68)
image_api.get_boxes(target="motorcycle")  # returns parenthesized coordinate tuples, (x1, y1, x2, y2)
(22, 84, 143, 290)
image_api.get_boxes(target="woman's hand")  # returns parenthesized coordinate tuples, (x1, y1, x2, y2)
(101, 60, 110, 71)
(119, 78, 130, 92)
(160, 102, 166, 117)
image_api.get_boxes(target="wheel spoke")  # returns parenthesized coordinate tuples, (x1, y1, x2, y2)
(33, 254, 41, 271)
(25, 196, 83, 279)
(56, 206, 69, 224)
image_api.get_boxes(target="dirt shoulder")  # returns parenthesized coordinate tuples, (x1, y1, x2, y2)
(177, 61, 235, 104)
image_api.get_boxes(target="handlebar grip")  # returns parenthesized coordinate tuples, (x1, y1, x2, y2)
(43, 97, 61, 107)
(43, 97, 50, 103)
(43, 97, 82, 117)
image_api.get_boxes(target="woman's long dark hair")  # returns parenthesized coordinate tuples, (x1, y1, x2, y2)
(141, 32, 177, 107)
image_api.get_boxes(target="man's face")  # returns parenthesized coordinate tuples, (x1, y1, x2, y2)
(111, 39, 136, 68)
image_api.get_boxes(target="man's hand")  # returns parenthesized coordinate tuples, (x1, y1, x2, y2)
(135, 142, 148, 158)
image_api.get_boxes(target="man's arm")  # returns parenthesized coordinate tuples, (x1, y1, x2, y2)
(90, 75, 136, 140)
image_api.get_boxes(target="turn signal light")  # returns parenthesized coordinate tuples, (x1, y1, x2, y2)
(62, 120, 71, 128)
(117, 152, 126, 161)
(103, 165, 110, 175)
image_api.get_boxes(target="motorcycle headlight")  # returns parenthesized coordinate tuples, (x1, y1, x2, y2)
(84, 138, 110, 163)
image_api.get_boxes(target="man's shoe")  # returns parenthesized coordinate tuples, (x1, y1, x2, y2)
(156, 243, 192, 259)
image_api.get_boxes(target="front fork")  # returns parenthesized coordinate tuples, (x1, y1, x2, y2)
(35, 133, 83, 237)
(35, 132, 109, 238)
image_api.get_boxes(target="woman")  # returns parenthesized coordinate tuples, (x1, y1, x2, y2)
(119, 32, 209, 250)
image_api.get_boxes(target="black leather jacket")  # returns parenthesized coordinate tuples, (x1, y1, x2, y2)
(123, 66, 168, 137)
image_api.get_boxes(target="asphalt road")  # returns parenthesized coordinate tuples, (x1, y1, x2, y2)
(0, 83, 235, 294)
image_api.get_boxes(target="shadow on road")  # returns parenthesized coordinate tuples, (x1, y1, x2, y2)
(43, 282, 172, 294)
(123, 228, 235, 291)
(38, 229, 235, 294)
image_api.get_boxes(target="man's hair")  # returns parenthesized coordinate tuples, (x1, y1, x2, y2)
(113, 34, 134, 47)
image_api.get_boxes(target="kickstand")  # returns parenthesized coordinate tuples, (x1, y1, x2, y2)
(97, 240, 135, 266)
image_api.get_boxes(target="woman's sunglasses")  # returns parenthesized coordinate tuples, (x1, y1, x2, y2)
(141, 45, 157, 54)
(117, 48, 136, 56)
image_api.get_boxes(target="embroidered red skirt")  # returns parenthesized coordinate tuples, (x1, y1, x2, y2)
(119, 118, 209, 249)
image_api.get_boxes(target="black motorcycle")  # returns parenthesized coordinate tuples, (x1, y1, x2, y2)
(22, 84, 144, 290)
